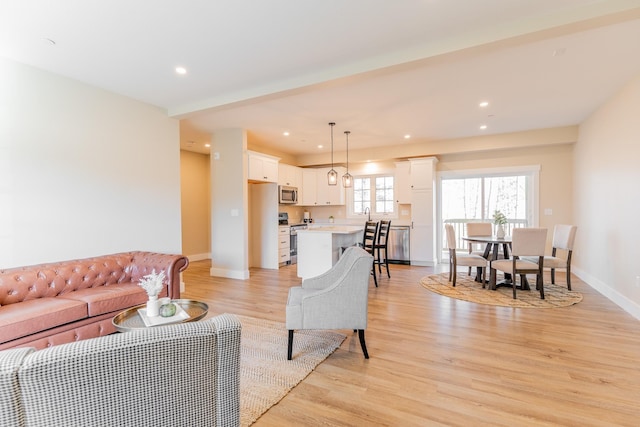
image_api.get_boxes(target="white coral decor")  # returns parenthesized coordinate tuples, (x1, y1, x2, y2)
(138, 269, 166, 297)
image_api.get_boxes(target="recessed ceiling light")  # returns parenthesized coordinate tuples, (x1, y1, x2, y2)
(479, 101, 489, 108)
(204, 143, 211, 148)
(404, 134, 411, 139)
(175, 67, 187, 75)
(479, 125, 487, 130)
(283, 131, 290, 136)
(317, 145, 323, 149)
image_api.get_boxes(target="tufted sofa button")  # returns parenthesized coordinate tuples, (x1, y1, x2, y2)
(29, 286, 35, 292)
(47, 343, 52, 347)
(74, 334, 79, 340)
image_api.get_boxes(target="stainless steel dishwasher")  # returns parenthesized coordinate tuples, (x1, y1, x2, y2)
(387, 225, 410, 264)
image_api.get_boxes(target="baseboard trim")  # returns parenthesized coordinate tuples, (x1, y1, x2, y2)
(187, 253, 211, 262)
(573, 266, 640, 321)
(209, 267, 250, 280)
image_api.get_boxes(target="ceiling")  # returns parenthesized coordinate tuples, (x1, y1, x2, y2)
(2, 1, 640, 157)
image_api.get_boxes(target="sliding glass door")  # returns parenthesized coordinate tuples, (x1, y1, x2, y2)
(438, 166, 539, 256)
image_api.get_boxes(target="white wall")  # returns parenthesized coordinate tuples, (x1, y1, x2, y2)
(180, 150, 210, 260)
(574, 73, 640, 319)
(0, 58, 182, 267)
(210, 129, 249, 279)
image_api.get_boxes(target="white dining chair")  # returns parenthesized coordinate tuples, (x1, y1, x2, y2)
(466, 222, 493, 275)
(490, 228, 547, 299)
(523, 224, 577, 290)
(445, 224, 488, 287)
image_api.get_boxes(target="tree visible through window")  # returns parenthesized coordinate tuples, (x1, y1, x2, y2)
(353, 175, 394, 215)
(442, 175, 529, 222)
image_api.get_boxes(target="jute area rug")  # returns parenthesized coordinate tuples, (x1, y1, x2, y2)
(237, 315, 346, 426)
(420, 272, 583, 308)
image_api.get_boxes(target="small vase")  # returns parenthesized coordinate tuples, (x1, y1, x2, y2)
(146, 295, 159, 317)
(496, 224, 505, 239)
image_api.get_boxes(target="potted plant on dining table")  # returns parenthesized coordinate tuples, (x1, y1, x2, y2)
(493, 210, 508, 239)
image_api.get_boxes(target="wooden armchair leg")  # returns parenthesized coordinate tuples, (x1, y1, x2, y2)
(358, 329, 370, 359)
(287, 330, 294, 360)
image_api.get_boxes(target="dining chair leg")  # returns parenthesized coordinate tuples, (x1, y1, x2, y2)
(551, 268, 556, 284)
(537, 273, 545, 299)
(372, 266, 378, 287)
(358, 329, 370, 359)
(452, 265, 457, 286)
(512, 275, 517, 299)
(566, 266, 572, 291)
(384, 250, 390, 278)
(489, 267, 497, 290)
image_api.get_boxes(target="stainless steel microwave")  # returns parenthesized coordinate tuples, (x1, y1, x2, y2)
(279, 185, 298, 204)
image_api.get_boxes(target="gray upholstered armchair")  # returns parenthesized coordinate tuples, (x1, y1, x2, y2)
(0, 314, 241, 427)
(286, 246, 373, 360)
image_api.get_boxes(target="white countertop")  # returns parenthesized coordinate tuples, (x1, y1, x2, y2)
(298, 225, 363, 234)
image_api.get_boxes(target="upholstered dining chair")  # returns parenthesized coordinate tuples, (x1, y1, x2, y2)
(361, 220, 379, 286)
(445, 224, 488, 287)
(374, 220, 391, 279)
(285, 246, 373, 360)
(524, 224, 577, 290)
(465, 222, 493, 275)
(490, 228, 547, 299)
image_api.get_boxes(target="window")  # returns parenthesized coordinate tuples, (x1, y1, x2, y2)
(438, 165, 539, 256)
(352, 175, 394, 216)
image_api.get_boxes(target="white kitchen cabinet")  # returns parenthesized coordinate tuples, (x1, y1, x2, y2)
(278, 225, 290, 265)
(301, 167, 345, 206)
(409, 157, 438, 266)
(248, 151, 279, 183)
(278, 163, 301, 187)
(300, 168, 318, 205)
(409, 157, 435, 190)
(410, 189, 435, 266)
(395, 161, 411, 204)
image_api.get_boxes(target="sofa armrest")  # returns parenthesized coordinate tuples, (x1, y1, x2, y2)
(128, 251, 189, 299)
(16, 314, 241, 427)
(0, 347, 35, 427)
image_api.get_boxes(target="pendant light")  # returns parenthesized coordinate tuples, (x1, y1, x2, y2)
(327, 122, 338, 185)
(342, 130, 353, 188)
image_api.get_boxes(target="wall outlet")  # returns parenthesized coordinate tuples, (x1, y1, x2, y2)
(544, 208, 553, 215)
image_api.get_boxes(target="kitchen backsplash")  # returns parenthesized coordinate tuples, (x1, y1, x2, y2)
(278, 204, 412, 225)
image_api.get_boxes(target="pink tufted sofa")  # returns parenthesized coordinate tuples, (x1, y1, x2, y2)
(0, 251, 189, 350)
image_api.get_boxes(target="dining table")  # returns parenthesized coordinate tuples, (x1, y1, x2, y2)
(462, 235, 530, 291)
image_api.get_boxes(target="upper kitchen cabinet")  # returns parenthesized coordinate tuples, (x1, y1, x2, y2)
(248, 151, 279, 183)
(409, 157, 435, 190)
(278, 163, 301, 187)
(300, 167, 345, 206)
(395, 161, 411, 204)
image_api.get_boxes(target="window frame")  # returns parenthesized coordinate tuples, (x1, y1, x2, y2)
(347, 172, 398, 220)
(436, 165, 540, 263)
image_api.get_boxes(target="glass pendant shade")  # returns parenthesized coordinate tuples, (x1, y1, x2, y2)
(327, 168, 338, 185)
(327, 122, 337, 185)
(342, 130, 352, 188)
(342, 172, 353, 188)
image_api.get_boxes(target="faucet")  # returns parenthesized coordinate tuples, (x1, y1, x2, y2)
(364, 207, 371, 221)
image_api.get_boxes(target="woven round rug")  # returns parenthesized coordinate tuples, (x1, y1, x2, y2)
(420, 272, 583, 308)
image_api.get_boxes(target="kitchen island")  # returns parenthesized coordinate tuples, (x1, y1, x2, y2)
(297, 225, 364, 279)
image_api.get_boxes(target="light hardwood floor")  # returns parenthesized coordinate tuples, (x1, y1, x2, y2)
(182, 261, 640, 426)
